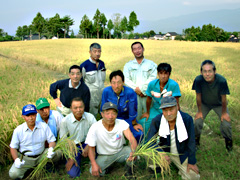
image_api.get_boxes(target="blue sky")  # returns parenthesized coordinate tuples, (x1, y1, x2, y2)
(1, 0, 240, 35)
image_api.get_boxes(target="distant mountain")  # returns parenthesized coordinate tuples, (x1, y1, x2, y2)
(135, 8, 240, 34)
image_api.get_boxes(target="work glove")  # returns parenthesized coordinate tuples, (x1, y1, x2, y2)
(47, 147, 55, 159)
(14, 158, 25, 168)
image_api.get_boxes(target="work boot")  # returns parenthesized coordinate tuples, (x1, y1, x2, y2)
(225, 138, 233, 152)
(195, 136, 200, 151)
(124, 165, 136, 180)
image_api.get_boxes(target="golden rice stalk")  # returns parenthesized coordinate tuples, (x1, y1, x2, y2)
(132, 135, 171, 179)
(29, 137, 78, 179)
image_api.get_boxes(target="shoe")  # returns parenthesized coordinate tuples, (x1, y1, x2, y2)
(225, 138, 233, 152)
(195, 137, 200, 151)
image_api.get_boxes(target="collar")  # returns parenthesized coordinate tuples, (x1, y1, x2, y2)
(70, 112, 86, 123)
(89, 57, 98, 64)
(69, 79, 81, 89)
(37, 110, 52, 123)
(134, 57, 145, 64)
(23, 121, 40, 132)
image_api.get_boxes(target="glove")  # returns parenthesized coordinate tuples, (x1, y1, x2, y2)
(47, 147, 55, 159)
(14, 158, 25, 168)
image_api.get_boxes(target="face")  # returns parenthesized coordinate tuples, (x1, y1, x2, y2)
(132, 43, 144, 59)
(69, 68, 81, 84)
(22, 113, 37, 128)
(101, 109, 118, 126)
(158, 70, 170, 84)
(162, 106, 178, 122)
(111, 75, 124, 96)
(89, 48, 101, 61)
(71, 100, 85, 120)
(37, 107, 50, 120)
(201, 64, 216, 83)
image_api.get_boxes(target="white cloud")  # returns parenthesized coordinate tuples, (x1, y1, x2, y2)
(183, 1, 191, 5)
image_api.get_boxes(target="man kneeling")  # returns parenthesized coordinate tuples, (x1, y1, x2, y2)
(85, 102, 137, 178)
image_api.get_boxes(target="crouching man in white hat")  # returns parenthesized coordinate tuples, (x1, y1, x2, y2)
(147, 96, 200, 180)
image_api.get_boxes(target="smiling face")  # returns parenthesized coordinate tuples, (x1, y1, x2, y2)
(71, 100, 85, 121)
(111, 75, 124, 96)
(132, 43, 144, 59)
(89, 48, 101, 61)
(201, 63, 216, 83)
(69, 68, 81, 84)
(22, 113, 37, 129)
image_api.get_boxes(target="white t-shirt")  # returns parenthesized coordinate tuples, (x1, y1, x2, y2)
(170, 130, 178, 155)
(85, 119, 129, 155)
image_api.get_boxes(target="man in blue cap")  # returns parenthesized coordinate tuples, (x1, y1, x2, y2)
(9, 104, 57, 179)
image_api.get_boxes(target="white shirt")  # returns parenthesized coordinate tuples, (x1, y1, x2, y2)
(60, 112, 97, 144)
(123, 58, 157, 95)
(10, 121, 56, 156)
(85, 119, 129, 155)
(170, 130, 178, 155)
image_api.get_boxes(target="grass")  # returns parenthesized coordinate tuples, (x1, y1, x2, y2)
(0, 39, 240, 179)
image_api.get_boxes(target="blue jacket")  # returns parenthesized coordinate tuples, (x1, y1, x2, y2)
(101, 86, 137, 128)
(147, 111, 197, 165)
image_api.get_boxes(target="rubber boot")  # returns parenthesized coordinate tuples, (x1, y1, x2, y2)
(225, 138, 233, 152)
(195, 136, 200, 151)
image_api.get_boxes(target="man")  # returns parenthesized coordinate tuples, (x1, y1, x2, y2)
(147, 96, 200, 180)
(101, 70, 143, 143)
(59, 97, 96, 178)
(80, 43, 106, 117)
(140, 63, 181, 136)
(50, 65, 90, 116)
(36, 97, 63, 139)
(9, 104, 57, 179)
(85, 102, 137, 178)
(123, 41, 157, 120)
(192, 60, 232, 151)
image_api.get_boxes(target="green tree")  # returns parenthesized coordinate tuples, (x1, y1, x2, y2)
(149, 30, 156, 37)
(128, 11, 139, 33)
(16, 26, 23, 39)
(93, 9, 101, 39)
(32, 12, 45, 39)
(111, 13, 121, 38)
(107, 19, 114, 39)
(79, 14, 91, 38)
(100, 13, 107, 39)
(61, 15, 74, 38)
(47, 13, 62, 38)
(119, 16, 128, 38)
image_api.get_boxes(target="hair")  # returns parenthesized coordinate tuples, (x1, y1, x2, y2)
(200, 60, 216, 72)
(157, 63, 172, 74)
(131, 41, 144, 50)
(69, 65, 81, 73)
(109, 70, 124, 82)
(90, 43, 101, 51)
(70, 97, 84, 107)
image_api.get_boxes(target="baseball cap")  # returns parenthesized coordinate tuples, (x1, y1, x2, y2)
(22, 104, 37, 115)
(159, 96, 177, 109)
(102, 102, 118, 112)
(36, 98, 50, 110)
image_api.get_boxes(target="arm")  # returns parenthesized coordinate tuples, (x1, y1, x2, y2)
(83, 85, 91, 112)
(123, 128, 137, 161)
(194, 93, 203, 120)
(141, 96, 152, 120)
(81, 144, 89, 157)
(89, 146, 102, 177)
(50, 80, 65, 107)
(48, 142, 56, 148)
(100, 89, 108, 112)
(10, 148, 18, 160)
(221, 95, 230, 122)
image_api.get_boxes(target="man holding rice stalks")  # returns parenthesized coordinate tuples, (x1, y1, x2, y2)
(147, 96, 200, 180)
(9, 104, 58, 179)
(85, 102, 137, 179)
(59, 97, 97, 178)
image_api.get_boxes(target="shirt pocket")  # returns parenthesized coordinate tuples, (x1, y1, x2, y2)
(119, 99, 129, 113)
(141, 66, 152, 79)
(85, 71, 97, 84)
(100, 69, 106, 82)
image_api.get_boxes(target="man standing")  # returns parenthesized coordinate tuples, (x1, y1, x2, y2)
(80, 43, 106, 117)
(192, 60, 232, 151)
(60, 97, 96, 178)
(9, 104, 57, 179)
(123, 41, 157, 120)
(147, 96, 200, 180)
(36, 97, 63, 139)
(50, 65, 90, 116)
(85, 102, 137, 178)
(101, 70, 143, 143)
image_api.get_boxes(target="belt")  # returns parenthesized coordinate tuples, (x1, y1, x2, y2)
(24, 154, 41, 158)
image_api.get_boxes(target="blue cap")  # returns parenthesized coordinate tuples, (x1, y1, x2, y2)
(22, 104, 37, 115)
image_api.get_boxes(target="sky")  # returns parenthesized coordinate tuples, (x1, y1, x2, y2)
(1, 0, 240, 35)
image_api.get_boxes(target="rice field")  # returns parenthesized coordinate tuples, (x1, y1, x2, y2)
(0, 39, 239, 179)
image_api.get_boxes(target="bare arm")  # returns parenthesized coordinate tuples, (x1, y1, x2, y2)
(88, 146, 102, 176)
(123, 128, 137, 160)
(221, 95, 230, 122)
(194, 93, 203, 120)
(48, 142, 56, 148)
(10, 148, 18, 160)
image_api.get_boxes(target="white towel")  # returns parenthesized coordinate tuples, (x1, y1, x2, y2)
(159, 111, 188, 143)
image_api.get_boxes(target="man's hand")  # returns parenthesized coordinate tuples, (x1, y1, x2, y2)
(133, 124, 143, 132)
(221, 112, 231, 122)
(82, 145, 89, 157)
(47, 147, 55, 159)
(54, 98, 62, 107)
(194, 112, 203, 120)
(187, 164, 199, 174)
(127, 152, 136, 161)
(91, 162, 102, 177)
(164, 155, 171, 164)
(141, 112, 150, 121)
(135, 87, 142, 96)
(14, 158, 25, 168)
(65, 159, 77, 171)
